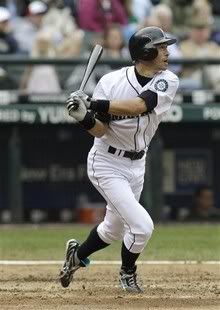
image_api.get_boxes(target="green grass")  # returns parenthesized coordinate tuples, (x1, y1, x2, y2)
(0, 223, 219, 261)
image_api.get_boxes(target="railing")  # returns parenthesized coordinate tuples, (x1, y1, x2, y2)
(0, 56, 219, 104)
(0, 56, 220, 65)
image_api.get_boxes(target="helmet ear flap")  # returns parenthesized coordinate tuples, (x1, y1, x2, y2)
(137, 37, 158, 61)
(142, 46, 158, 60)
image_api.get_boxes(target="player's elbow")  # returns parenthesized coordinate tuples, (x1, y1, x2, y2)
(88, 121, 108, 138)
(94, 131, 106, 138)
(132, 98, 147, 115)
(89, 128, 106, 138)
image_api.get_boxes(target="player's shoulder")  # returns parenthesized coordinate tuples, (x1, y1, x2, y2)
(150, 69, 179, 93)
(99, 66, 129, 85)
(158, 69, 179, 83)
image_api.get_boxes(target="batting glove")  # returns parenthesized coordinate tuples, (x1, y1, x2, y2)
(70, 90, 91, 109)
(66, 95, 87, 121)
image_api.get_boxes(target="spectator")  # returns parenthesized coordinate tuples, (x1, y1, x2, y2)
(76, 0, 128, 49)
(12, 0, 79, 55)
(151, 4, 182, 75)
(138, 15, 161, 29)
(12, 0, 48, 54)
(162, 0, 212, 39)
(102, 23, 129, 60)
(151, 4, 173, 33)
(131, 0, 153, 24)
(77, 0, 128, 32)
(186, 185, 220, 221)
(179, 17, 220, 91)
(42, 0, 78, 48)
(3, 0, 30, 18)
(20, 31, 61, 94)
(0, 6, 19, 54)
(42, 0, 84, 57)
(55, 29, 84, 57)
(63, 0, 79, 19)
(209, 0, 220, 45)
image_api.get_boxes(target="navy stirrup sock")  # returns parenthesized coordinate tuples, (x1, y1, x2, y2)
(121, 242, 140, 273)
(77, 225, 109, 261)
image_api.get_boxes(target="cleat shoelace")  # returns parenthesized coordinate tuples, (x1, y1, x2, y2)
(126, 274, 140, 290)
(120, 271, 143, 293)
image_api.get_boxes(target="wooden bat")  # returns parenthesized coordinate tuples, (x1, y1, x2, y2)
(79, 44, 103, 91)
(70, 44, 103, 111)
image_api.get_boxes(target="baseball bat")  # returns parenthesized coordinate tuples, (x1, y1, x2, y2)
(79, 44, 103, 91)
(69, 44, 103, 111)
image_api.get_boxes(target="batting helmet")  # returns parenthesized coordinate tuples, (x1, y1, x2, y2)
(129, 27, 176, 61)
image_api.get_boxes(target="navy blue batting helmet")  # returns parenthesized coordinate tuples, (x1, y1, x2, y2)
(129, 27, 176, 61)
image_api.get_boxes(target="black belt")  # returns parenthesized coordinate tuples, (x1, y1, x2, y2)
(108, 146, 145, 160)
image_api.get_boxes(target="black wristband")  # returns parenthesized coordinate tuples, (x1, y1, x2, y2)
(90, 99, 110, 113)
(79, 112, 96, 130)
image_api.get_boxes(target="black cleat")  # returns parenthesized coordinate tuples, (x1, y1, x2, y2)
(59, 239, 89, 288)
(119, 265, 143, 293)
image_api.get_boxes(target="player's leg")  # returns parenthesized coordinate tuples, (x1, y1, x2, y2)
(103, 179, 153, 291)
(91, 164, 153, 255)
(59, 238, 90, 288)
(95, 176, 153, 293)
(88, 152, 153, 292)
(60, 205, 124, 288)
(119, 165, 148, 293)
(76, 206, 125, 260)
(60, 149, 152, 290)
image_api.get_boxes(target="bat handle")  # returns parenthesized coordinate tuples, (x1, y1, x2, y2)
(75, 87, 84, 110)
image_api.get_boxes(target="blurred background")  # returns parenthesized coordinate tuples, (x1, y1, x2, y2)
(0, 0, 220, 225)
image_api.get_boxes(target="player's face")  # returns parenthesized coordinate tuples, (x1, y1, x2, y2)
(153, 44, 169, 71)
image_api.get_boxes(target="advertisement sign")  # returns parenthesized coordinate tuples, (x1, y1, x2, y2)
(163, 149, 212, 194)
(175, 149, 212, 193)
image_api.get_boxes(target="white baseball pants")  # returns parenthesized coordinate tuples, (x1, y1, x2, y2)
(87, 144, 154, 254)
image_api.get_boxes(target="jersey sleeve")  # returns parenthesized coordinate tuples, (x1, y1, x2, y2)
(148, 74, 179, 115)
(92, 77, 111, 124)
(92, 77, 109, 100)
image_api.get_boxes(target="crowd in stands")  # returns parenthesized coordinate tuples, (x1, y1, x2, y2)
(0, 0, 220, 95)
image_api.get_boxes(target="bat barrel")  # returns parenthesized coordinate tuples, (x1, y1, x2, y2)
(79, 44, 103, 92)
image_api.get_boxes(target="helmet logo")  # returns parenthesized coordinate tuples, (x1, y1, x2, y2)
(154, 79, 168, 92)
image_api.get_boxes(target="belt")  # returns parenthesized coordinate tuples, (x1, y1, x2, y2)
(108, 146, 145, 160)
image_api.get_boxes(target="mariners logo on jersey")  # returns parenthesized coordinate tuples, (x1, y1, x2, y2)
(154, 79, 168, 92)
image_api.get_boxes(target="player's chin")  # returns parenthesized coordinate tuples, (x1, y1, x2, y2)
(160, 61, 168, 70)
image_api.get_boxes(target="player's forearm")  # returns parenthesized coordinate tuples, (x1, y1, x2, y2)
(108, 98, 147, 116)
(88, 119, 108, 138)
(90, 97, 148, 116)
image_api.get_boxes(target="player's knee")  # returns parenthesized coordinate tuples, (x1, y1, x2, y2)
(97, 221, 123, 244)
(134, 220, 154, 252)
(138, 215, 154, 240)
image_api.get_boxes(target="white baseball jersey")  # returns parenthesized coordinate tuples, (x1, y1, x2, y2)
(92, 65, 179, 152)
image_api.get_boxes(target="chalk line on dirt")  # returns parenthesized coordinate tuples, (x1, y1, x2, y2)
(0, 260, 219, 265)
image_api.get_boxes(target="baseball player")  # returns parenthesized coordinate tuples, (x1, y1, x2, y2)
(60, 26, 179, 293)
